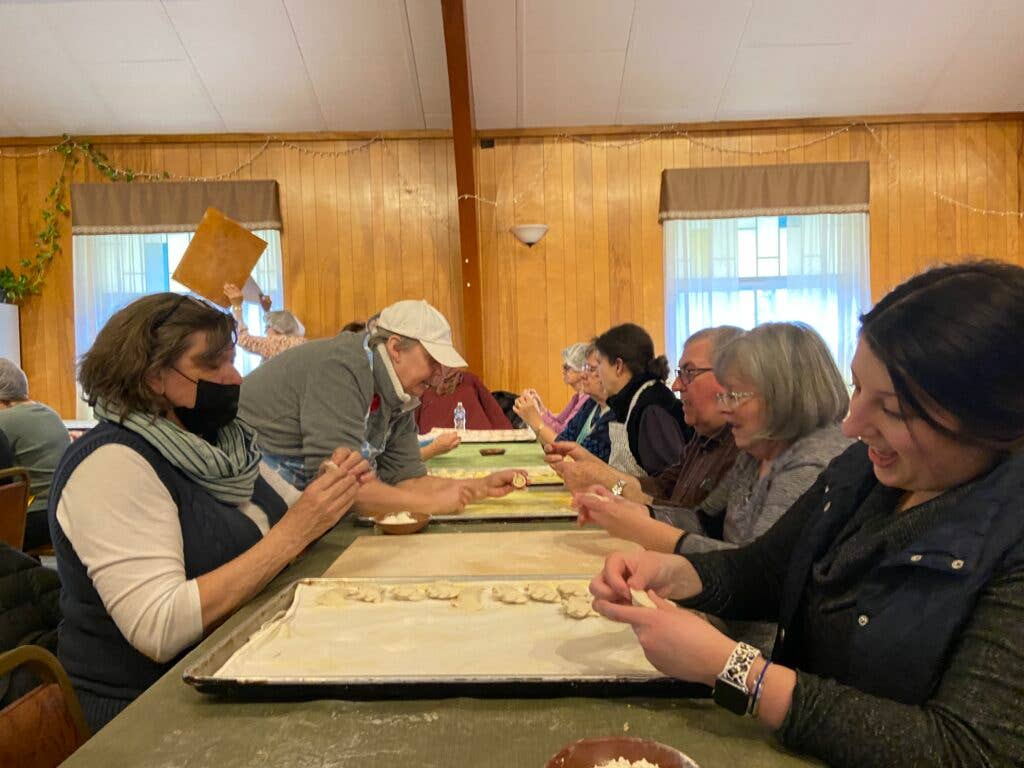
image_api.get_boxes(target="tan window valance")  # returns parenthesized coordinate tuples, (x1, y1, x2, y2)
(71, 180, 281, 234)
(659, 161, 869, 222)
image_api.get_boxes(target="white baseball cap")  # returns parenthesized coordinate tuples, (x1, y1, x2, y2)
(376, 299, 468, 368)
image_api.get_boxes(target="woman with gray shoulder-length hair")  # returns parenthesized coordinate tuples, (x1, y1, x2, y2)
(573, 321, 852, 650)
(223, 282, 307, 361)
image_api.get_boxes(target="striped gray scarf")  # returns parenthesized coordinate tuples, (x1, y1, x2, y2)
(93, 400, 262, 506)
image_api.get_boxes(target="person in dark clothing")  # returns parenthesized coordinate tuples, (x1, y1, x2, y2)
(0, 541, 61, 706)
(590, 261, 1024, 767)
(592, 323, 692, 477)
(0, 427, 13, 470)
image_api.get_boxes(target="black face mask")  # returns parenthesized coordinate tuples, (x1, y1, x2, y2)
(171, 369, 240, 443)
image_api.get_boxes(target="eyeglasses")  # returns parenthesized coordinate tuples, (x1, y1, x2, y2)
(581, 364, 599, 374)
(150, 294, 190, 334)
(675, 366, 713, 385)
(716, 391, 756, 409)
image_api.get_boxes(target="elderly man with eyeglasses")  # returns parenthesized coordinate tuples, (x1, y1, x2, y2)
(545, 326, 744, 508)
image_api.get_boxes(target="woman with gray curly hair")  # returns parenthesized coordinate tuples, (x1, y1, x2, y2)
(223, 282, 306, 361)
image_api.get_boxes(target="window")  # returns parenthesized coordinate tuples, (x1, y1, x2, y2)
(72, 230, 284, 417)
(664, 213, 870, 385)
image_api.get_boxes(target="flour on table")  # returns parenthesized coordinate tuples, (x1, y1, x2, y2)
(630, 588, 656, 608)
(453, 586, 485, 612)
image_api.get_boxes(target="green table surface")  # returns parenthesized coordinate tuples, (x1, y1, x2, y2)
(63, 493, 820, 767)
(426, 440, 550, 472)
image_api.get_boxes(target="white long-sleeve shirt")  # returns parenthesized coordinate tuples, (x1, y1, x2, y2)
(56, 444, 299, 663)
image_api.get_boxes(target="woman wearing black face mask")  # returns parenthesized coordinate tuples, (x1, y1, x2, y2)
(47, 293, 372, 732)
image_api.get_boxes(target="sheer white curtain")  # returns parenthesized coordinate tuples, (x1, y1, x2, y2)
(72, 230, 285, 418)
(664, 213, 869, 384)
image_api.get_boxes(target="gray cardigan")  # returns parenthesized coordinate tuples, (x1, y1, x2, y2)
(652, 424, 854, 554)
(238, 331, 425, 485)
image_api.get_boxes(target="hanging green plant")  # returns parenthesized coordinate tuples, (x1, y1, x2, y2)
(0, 135, 164, 304)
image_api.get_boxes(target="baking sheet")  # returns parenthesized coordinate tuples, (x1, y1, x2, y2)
(185, 577, 672, 698)
(357, 488, 576, 524)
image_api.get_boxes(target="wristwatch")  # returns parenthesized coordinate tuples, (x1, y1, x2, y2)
(712, 641, 760, 715)
(611, 479, 626, 496)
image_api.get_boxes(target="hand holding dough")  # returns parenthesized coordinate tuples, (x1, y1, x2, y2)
(630, 588, 657, 608)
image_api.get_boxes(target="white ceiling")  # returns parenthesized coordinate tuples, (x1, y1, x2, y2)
(0, 0, 1022, 137)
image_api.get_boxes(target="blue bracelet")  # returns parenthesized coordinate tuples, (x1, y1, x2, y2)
(748, 660, 772, 716)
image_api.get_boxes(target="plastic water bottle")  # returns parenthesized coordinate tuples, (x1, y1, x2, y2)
(453, 401, 467, 432)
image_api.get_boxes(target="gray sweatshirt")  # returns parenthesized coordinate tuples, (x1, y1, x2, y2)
(238, 331, 426, 485)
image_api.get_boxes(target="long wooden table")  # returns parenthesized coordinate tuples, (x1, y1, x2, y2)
(61, 446, 821, 767)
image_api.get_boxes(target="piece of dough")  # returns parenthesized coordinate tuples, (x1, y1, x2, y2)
(524, 583, 560, 603)
(630, 588, 656, 608)
(491, 585, 528, 604)
(314, 587, 351, 607)
(563, 596, 598, 619)
(511, 472, 528, 489)
(557, 582, 590, 599)
(453, 586, 484, 612)
(426, 581, 461, 600)
(343, 584, 383, 603)
(390, 585, 428, 602)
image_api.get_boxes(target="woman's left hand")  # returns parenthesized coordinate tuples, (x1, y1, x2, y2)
(594, 591, 736, 686)
(573, 486, 650, 536)
(513, 393, 543, 430)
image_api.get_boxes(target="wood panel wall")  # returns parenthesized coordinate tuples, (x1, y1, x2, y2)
(0, 138, 463, 416)
(2, 117, 1022, 417)
(476, 120, 1024, 406)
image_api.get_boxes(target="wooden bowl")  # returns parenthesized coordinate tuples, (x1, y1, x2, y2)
(372, 511, 431, 535)
(545, 737, 699, 768)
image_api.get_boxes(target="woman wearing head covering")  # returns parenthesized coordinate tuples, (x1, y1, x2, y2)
(223, 282, 306, 361)
(590, 261, 1024, 767)
(49, 293, 369, 730)
(0, 358, 70, 549)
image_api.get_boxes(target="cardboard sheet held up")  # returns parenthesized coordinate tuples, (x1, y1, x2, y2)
(172, 207, 267, 307)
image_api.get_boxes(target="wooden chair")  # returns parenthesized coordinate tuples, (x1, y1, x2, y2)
(0, 468, 30, 550)
(0, 645, 90, 767)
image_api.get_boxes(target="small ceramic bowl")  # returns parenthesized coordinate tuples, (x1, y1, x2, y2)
(372, 511, 431, 535)
(545, 737, 699, 768)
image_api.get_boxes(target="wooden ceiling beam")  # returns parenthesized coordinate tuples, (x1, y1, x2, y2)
(440, 0, 484, 373)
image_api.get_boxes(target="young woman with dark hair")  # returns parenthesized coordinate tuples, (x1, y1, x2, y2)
(591, 323, 691, 476)
(590, 262, 1024, 767)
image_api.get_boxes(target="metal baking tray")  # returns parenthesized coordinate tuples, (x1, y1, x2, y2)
(183, 576, 697, 701)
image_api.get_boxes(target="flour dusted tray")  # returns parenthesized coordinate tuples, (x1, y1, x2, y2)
(356, 488, 577, 524)
(184, 577, 687, 700)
